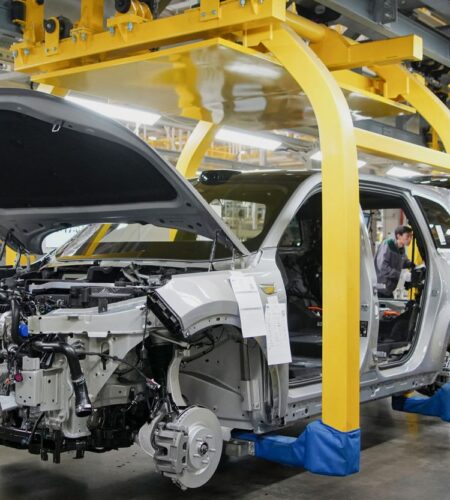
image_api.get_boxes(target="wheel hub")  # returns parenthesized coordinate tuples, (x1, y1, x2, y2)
(145, 406, 223, 489)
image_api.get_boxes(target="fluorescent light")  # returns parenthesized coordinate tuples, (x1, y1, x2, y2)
(215, 128, 281, 151)
(387, 166, 422, 178)
(310, 150, 366, 168)
(225, 62, 282, 79)
(65, 95, 161, 125)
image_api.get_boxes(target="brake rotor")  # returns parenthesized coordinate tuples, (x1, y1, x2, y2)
(154, 406, 223, 489)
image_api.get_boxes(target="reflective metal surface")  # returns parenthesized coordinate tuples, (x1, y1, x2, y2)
(35, 39, 414, 131)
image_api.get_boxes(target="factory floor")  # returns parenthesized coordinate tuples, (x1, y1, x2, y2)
(0, 398, 448, 500)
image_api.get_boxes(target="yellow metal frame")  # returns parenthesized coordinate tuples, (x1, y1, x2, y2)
(29, 36, 418, 128)
(9, 0, 450, 435)
(355, 129, 450, 173)
(374, 64, 450, 151)
(176, 121, 219, 178)
(262, 25, 360, 431)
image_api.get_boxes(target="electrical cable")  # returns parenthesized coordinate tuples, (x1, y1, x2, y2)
(26, 412, 45, 446)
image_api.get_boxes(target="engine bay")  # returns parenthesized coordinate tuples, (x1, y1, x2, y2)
(0, 261, 212, 476)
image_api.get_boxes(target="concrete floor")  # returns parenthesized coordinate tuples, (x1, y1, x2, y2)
(0, 399, 448, 500)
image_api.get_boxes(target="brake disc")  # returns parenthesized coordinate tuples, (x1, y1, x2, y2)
(152, 406, 223, 489)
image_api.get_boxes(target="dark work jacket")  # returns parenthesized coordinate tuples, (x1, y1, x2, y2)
(374, 238, 411, 296)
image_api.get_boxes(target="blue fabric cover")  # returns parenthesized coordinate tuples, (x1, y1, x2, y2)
(234, 420, 360, 476)
(392, 382, 450, 422)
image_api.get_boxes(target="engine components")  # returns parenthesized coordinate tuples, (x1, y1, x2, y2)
(32, 341, 92, 417)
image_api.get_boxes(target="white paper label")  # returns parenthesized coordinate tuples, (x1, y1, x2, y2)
(229, 273, 267, 338)
(435, 224, 447, 246)
(265, 296, 292, 366)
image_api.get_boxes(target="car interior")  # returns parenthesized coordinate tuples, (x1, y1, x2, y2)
(361, 190, 428, 365)
(276, 190, 428, 385)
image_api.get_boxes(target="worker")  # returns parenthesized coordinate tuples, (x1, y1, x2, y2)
(375, 225, 414, 298)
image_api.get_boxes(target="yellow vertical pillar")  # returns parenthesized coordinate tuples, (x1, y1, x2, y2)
(263, 25, 360, 432)
(176, 121, 218, 178)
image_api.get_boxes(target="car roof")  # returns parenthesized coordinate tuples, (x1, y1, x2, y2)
(219, 170, 448, 208)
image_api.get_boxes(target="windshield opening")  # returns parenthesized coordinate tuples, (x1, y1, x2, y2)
(56, 223, 232, 261)
(56, 171, 311, 262)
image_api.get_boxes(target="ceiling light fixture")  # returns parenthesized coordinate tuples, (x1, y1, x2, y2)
(310, 150, 366, 168)
(387, 166, 422, 178)
(65, 95, 161, 126)
(215, 128, 282, 151)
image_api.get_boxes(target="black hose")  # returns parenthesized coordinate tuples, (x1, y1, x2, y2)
(33, 341, 93, 417)
(10, 299, 23, 345)
(27, 412, 45, 447)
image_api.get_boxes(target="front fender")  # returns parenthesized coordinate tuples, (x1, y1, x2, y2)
(156, 270, 241, 336)
(155, 270, 289, 427)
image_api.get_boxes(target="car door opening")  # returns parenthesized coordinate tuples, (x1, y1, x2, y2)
(277, 189, 430, 384)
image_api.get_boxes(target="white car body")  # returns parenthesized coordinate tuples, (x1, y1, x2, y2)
(0, 89, 448, 489)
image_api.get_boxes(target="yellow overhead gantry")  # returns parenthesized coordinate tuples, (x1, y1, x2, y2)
(9, 0, 450, 461)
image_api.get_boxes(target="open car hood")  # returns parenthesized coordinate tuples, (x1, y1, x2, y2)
(0, 89, 247, 256)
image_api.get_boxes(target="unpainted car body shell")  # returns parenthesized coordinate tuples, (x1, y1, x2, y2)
(155, 173, 450, 432)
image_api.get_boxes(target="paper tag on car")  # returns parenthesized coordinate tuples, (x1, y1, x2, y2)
(229, 273, 267, 338)
(265, 296, 292, 365)
(435, 224, 446, 246)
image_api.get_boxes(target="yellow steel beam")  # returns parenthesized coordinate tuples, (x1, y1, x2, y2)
(5, 247, 15, 267)
(283, 11, 327, 42)
(31, 37, 415, 131)
(10, 2, 424, 123)
(314, 34, 422, 71)
(428, 129, 440, 151)
(12, 0, 287, 72)
(374, 64, 450, 152)
(355, 128, 450, 174)
(332, 69, 383, 94)
(15, 0, 45, 46)
(85, 224, 112, 256)
(200, 0, 221, 22)
(74, 0, 105, 35)
(5, 247, 35, 267)
(263, 25, 360, 433)
(286, 13, 422, 70)
(338, 81, 415, 115)
(13, 2, 421, 76)
(176, 121, 218, 178)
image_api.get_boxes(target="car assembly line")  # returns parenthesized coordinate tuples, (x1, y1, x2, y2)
(0, 0, 449, 497)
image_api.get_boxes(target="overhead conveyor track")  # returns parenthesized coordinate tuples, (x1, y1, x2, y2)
(8, 0, 450, 474)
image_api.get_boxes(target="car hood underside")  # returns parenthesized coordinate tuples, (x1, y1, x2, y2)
(0, 89, 246, 255)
